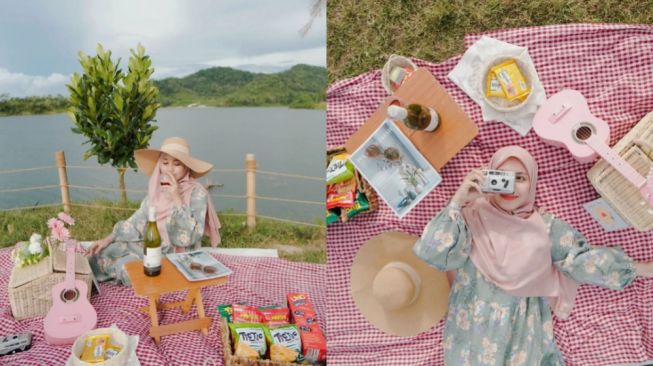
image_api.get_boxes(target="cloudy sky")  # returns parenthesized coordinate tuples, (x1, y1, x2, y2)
(0, 0, 325, 97)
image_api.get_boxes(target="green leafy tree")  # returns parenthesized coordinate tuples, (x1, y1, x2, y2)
(67, 44, 160, 202)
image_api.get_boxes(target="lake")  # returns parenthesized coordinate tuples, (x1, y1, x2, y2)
(0, 107, 325, 224)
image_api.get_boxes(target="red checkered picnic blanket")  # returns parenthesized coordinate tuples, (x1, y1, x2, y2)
(327, 24, 653, 366)
(0, 248, 326, 366)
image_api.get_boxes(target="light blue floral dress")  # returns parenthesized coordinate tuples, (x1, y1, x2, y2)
(88, 187, 210, 286)
(413, 203, 636, 366)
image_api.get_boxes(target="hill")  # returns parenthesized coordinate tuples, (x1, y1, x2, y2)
(155, 64, 326, 109)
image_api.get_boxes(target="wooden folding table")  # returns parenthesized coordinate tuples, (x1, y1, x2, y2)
(125, 258, 228, 344)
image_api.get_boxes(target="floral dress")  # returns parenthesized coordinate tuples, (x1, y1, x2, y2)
(88, 187, 210, 286)
(413, 203, 636, 366)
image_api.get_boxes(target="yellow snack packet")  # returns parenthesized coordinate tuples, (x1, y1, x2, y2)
(491, 59, 530, 101)
(104, 342, 123, 359)
(485, 72, 505, 98)
(80, 334, 110, 363)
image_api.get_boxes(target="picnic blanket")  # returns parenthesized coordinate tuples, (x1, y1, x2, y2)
(0, 247, 326, 366)
(327, 23, 653, 366)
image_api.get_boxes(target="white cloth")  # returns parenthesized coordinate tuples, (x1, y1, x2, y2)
(448, 36, 546, 136)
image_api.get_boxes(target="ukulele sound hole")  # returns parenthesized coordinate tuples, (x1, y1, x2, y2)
(575, 125, 593, 141)
(61, 289, 79, 303)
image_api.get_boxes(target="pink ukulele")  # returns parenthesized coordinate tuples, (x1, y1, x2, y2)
(533, 89, 653, 206)
(43, 240, 97, 345)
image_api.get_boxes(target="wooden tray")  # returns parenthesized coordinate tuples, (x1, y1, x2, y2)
(345, 68, 478, 170)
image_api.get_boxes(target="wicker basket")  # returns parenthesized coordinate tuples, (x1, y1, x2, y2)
(220, 319, 300, 366)
(587, 111, 653, 231)
(327, 146, 378, 217)
(8, 241, 94, 320)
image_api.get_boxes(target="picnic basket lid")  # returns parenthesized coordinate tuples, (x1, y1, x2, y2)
(9, 241, 54, 288)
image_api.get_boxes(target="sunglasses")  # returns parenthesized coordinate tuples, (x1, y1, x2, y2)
(189, 261, 217, 274)
(364, 144, 401, 161)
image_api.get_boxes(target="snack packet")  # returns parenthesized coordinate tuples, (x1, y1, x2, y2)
(229, 323, 267, 359)
(485, 73, 505, 98)
(490, 59, 530, 101)
(326, 179, 357, 209)
(104, 342, 123, 359)
(326, 154, 354, 185)
(287, 293, 327, 364)
(232, 304, 264, 324)
(259, 306, 290, 327)
(265, 324, 304, 363)
(341, 190, 370, 222)
(218, 304, 234, 323)
(80, 334, 110, 363)
(326, 209, 340, 225)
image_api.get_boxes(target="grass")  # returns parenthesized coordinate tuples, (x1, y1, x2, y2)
(327, 0, 653, 85)
(0, 200, 325, 264)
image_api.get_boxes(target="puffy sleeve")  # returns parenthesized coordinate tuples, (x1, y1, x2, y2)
(412, 203, 472, 271)
(166, 187, 208, 249)
(550, 216, 636, 290)
(111, 197, 148, 242)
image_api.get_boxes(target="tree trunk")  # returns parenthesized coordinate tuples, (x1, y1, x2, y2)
(118, 167, 127, 203)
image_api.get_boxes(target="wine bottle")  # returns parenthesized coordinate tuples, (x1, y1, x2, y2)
(387, 104, 439, 132)
(143, 206, 162, 276)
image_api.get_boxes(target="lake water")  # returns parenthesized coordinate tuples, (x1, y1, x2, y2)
(0, 107, 325, 224)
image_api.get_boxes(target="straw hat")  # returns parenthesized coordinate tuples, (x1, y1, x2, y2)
(350, 231, 450, 337)
(134, 137, 213, 178)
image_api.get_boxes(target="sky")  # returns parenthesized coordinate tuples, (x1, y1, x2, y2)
(0, 0, 326, 97)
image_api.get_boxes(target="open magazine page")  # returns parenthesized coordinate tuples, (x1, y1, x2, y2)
(350, 119, 442, 218)
(166, 250, 233, 282)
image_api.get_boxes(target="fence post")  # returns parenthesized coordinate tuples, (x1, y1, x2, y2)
(245, 153, 257, 230)
(55, 150, 71, 213)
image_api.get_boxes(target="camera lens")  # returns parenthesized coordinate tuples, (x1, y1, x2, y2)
(491, 179, 497, 185)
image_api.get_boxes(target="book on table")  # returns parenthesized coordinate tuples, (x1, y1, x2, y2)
(166, 250, 232, 282)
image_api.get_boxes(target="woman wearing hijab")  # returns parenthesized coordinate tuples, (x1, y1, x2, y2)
(85, 137, 221, 286)
(413, 146, 653, 365)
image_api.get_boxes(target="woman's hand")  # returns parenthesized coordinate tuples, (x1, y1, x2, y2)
(163, 172, 183, 207)
(634, 262, 653, 277)
(84, 236, 112, 257)
(451, 169, 485, 207)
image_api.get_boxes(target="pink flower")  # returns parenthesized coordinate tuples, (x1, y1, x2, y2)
(47, 218, 64, 231)
(51, 226, 70, 242)
(57, 212, 75, 226)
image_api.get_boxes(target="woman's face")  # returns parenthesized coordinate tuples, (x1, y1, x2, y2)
(489, 157, 531, 212)
(159, 153, 189, 184)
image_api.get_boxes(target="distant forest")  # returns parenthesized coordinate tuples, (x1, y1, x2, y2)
(0, 64, 326, 116)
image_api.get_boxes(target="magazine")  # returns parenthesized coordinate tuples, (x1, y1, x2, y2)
(166, 250, 233, 282)
(350, 118, 442, 218)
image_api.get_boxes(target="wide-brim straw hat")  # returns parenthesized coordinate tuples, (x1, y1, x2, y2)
(134, 137, 213, 178)
(350, 231, 450, 337)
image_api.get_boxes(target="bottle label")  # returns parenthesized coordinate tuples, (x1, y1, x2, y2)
(424, 108, 439, 132)
(144, 247, 162, 268)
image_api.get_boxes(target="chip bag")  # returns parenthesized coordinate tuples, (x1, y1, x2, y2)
(232, 304, 264, 324)
(326, 153, 355, 185)
(229, 323, 267, 359)
(265, 324, 304, 363)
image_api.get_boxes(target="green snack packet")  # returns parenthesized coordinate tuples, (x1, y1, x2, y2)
(264, 324, 304, 363)
(229, 323, 267, 359)
(218, 304, 233, 323)
(326, 210, 340, 225)
(343, 190, 370, 220)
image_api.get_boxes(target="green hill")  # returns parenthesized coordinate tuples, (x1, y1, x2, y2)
(156, 64, 326, 109)
(0, 64, 326, 116)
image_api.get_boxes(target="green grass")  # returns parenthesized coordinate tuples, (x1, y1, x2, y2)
(327, 0, 653, 85)
(0, 200, 325, 264)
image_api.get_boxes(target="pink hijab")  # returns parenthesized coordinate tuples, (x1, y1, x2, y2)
(462, 146, 579, 319)
(147, 158, 221, 252)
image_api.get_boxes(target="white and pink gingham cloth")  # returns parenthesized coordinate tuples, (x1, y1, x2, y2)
(0, 248, 326, 366)
(327, 24, 653, 366)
